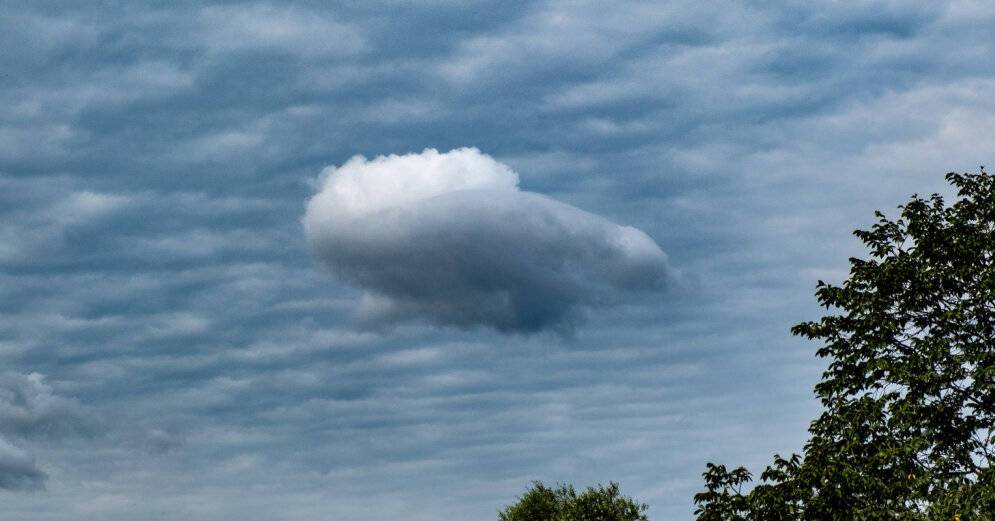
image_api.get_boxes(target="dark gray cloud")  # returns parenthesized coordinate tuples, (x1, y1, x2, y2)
(142, 428, 184, 455)
(0, 372, 93, 439)
(0, 372, 93, 492)
(1, 0, 994, 520)
(0, 437, 46, 491)
(304, 148, 673, 332)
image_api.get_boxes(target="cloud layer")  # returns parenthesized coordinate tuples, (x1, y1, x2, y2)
(304, 148, 672, 331)
(3, 1, 995, 519)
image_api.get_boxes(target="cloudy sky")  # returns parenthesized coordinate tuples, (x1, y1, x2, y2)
(2, 1, 994, 519)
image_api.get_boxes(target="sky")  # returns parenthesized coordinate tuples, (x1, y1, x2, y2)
(2, 1, 994, 519)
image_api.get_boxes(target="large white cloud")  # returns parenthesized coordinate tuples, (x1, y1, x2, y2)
(304, 147, 673, 332)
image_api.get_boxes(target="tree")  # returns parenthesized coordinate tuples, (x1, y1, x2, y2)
(499, 481, 649, 521)
(694, 170, 995, 520)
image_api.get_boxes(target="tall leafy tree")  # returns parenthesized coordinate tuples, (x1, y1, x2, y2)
(694, 170, 995, 520)
(499, 481, 649, 521)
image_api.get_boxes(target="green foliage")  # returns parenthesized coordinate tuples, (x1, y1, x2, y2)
(694, 171, 995, 520)
(499, 481, 649, 521)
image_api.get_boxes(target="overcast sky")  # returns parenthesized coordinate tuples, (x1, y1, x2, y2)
(2, 1, 994, 520)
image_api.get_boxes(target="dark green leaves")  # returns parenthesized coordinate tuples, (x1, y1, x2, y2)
(694, 170, 995, 520)
(498, 481, 649, 521)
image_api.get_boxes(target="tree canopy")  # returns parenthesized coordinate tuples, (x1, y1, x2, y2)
(694, 170, 995, 520)
(498, 481, 649, 521)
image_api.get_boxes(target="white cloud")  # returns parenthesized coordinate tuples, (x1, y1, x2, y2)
(197, 3, 365, 57)
(49, 191, 131, 226)
(304, 147, 673, 332)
